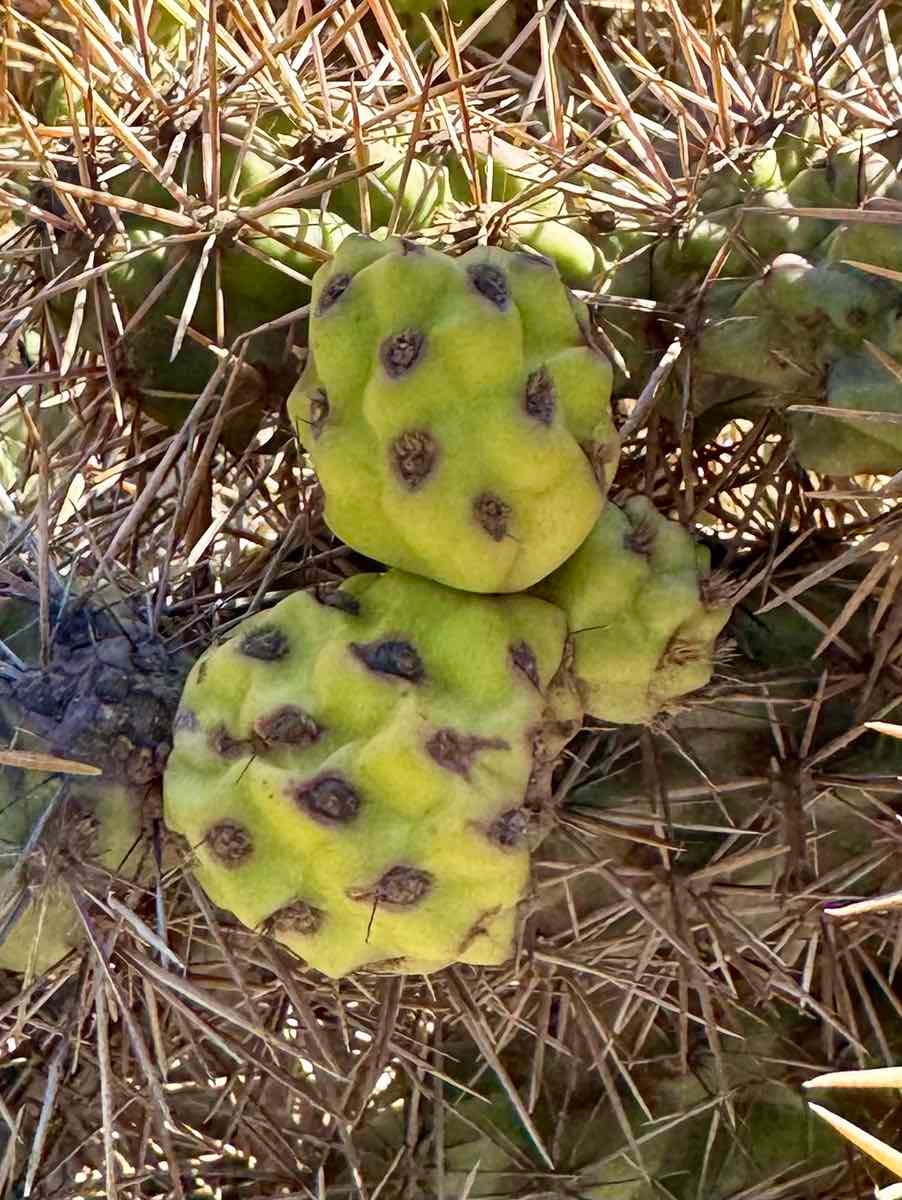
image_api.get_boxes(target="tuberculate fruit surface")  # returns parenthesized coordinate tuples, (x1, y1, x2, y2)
(288, 235, 619, 593)
(599, 125, 902, 476)
(0, 584, 187, 974)
(163, 569, 579, 979)
(534, 495, 732, 724)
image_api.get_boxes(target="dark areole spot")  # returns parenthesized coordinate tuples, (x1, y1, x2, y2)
(426, 728, 510, 777)
(391, 430, 438, 490)
(351, 639, 425, 682)
(208, 725, 253, 759)
(510, 641, 540, 689)
(253, 706, 321, 750)
(474, 492, 511, 541)
(294, 774, 361, 824)
(486, 808, 528, 849)
(206, 821, 254, 867)
(381, 330, 425, 377)
(266, 899, 325, 936)
(317, 272, 351, 315)
(467, 262, 509, 309)
(348, 864, 434, 908)
(239, 626, 290, 661)
(524, 367, 555, 425)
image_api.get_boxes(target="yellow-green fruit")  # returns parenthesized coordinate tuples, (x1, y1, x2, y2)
(533, 496, 732, 725)
(446, 149, 603, 283)
(824, 219, 902, 274)
(163, 570, 576, 979)
(500, 206, 603, 287)
(288, 236, 619, 594)
(694, 310, 817, 391)
(773, 112, 842, 183)
(0, 777, 144, 974)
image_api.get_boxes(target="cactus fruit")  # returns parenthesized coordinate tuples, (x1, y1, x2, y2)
(288, 235, 619, 594)
(163, 570, 578, 979)
(534, 496, 732, 725)
(0, 587, 187, 974)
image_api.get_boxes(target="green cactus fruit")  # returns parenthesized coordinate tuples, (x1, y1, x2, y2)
(492, 203, 603, 287)
(753, 254, 895, 342)
(0, 774, 143, 975)
(103, 205, 351, 435)
(288, 236, 619, 594)
(785, 144, 898, 248)
(163, 570, 578, 979)
(695, 148, 782, 218)
(773, 112, 842, 183)
(444, 145, 608, 284)
(696, 252, 897, 394)
(824, 218, 902, 275)
(533, 496, 732, 725)
(0, 591, 186, 974)
(790, 349, 902, 475)
(694, 310, 816, 391)
(329, 137, 452, 232)
(447, 145, 569, 219)
(739, 185, 808, 257)
(651, 219, 732, 297)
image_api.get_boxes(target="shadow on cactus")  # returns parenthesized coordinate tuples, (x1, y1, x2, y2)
(0, 565, 188, 976)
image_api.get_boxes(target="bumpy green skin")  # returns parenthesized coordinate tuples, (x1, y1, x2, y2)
(330, 136, 453, 234)
(602, 127, 902, 475)
(289, 236, 618, 594)
(534, 497, 731, 725)
(163, 570, 573, 979)
(445, 151, 605, 286)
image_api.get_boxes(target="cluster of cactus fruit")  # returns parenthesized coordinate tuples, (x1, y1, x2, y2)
(1, 224, 733, 981)
(161, 236, 732, 979)
(6, 3, 902, 1196)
